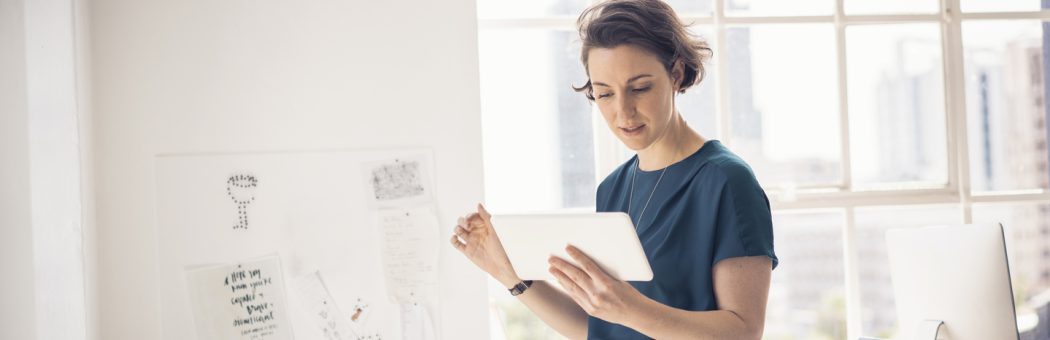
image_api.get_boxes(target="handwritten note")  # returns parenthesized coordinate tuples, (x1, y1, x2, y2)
(377, 206, 440, 304)
(363, 154, 440, 337)
(186, 255, 292, 340)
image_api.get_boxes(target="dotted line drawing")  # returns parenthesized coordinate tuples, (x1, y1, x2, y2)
(226, 173, 258, 230)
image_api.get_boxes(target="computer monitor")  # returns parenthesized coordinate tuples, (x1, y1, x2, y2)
(882, 223, 1019, 340)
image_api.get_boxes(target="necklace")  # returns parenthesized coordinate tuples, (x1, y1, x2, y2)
(627, 159, 668, 229)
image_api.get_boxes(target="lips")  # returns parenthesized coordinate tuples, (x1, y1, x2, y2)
(620, 124, 646, 136)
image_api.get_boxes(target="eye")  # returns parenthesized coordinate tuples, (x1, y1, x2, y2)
(632, 86, 651, 93)
(596, 92, 613, 99)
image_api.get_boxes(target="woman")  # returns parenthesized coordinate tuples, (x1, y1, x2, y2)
(451, 0, 778, 338)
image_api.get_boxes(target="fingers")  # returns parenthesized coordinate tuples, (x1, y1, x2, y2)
(454, 225, 469, 239)
(549, 255, 594, 293)
(451, 217, 471, 251)
(566, 245, 610, 282)
(449, 234, 466, 251)
(451, 204, 490, 252)
(465, 212, 484, 230)
(550, 266, 595, 312)
(477, 203, 492, 223)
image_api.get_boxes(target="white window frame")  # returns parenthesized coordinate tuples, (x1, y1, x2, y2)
(479, 0, 1050, 338)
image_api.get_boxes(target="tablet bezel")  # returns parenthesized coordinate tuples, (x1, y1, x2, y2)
(490, 212, 654, 282)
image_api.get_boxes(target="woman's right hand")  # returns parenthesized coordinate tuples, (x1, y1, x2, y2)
(450, 203, 521, 287)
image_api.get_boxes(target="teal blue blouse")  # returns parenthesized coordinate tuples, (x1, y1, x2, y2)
(588, 140, 778, 339)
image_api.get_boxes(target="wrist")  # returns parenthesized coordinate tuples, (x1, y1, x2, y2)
(494, 271, 522, 289)
(623, 292, 661, 333)
(508, 280, 534, 296)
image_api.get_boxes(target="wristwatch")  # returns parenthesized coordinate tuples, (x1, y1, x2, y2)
(508, 280, 534, 296)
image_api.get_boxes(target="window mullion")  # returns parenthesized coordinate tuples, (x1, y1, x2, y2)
(960, 10, 1050, 20)
(940, 0, 974, 223)
(842, 205, 864, 340)
(835, 0, 853, 193)
(833, 1, 865, 339)
(713, 0, 731, 145)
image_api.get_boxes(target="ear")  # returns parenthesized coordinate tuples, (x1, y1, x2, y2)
(671, 59, 685, 92)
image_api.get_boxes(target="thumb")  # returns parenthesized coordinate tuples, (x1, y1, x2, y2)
(477, 203, 492, 222)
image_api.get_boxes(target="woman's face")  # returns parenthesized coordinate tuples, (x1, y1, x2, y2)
(587, 44, 681, 151)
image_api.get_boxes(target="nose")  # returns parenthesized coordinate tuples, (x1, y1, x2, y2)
(613, 92, 636, 121)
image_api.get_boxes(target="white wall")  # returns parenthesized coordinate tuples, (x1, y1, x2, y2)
(25, 0, 89, 338)
(0, 1, 38, 339)
(73, 0, 98, 338)
(2, 0, 91, 339)
(88, 0, 489, 339)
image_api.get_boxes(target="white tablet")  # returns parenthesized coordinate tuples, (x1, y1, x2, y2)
(490, 212, 653, 282)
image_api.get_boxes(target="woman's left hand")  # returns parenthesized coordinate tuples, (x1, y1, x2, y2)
(548, 245, 648, 326)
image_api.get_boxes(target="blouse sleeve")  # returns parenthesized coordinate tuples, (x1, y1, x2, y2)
(711, 163, 779, 270)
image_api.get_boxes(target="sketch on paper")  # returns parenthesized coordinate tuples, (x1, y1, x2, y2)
(226, 173, 258, 229)
(294, 272, 355, 340)
(369, 159, 425, 201)
(294, 272, 385, 340)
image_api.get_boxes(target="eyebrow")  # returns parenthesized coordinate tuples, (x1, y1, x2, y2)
(592, 74, 653, 87)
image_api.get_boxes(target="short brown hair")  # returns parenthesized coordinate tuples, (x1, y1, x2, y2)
(573, 0, 713, 100)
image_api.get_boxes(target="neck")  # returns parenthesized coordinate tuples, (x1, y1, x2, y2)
(636, 113, 705, 171)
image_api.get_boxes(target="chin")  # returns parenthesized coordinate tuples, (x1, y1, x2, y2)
(617, 137, 648, 151)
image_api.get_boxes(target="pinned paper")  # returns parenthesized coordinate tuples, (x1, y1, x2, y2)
(400, 303, 436, 340)
(293, 271, 355, 340)
(364, 156, 434, 208)
(377, 206, 440, 304)
(185, 255, 293, 340)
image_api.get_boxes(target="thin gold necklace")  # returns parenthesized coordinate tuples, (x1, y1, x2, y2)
(628, 157, 668, 229)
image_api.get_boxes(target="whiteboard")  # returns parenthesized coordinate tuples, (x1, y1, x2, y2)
(156, 148, 443, 340)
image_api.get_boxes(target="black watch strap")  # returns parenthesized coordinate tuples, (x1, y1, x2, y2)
(508, 280, 534, 296)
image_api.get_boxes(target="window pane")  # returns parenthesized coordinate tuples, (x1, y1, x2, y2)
(479, 28, 593, 339)
(854, 205, 962, 338)
(666, 0, 713, 16)
(677, 65, 718, 141)
(766, 211, 847, 340)
(844, 0, 938, 15)
(972, 203, 1050, 336)
(962, 0, 1048, 12)
(679, 27, 718, 141)
(846, 24, 948, 189)
(478, 28, 596, 213)
(963, 20, 1050, 193)
(476, 0, 589, 19)
(726, 0, 833, 17)
(727, 24, 842, 189)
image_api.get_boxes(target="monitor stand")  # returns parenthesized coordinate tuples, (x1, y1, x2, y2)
(858, 320, 944, 340)
(912, 320, 944, 340)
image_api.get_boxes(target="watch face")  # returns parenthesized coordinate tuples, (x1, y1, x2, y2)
(510, 281, 529, 296)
